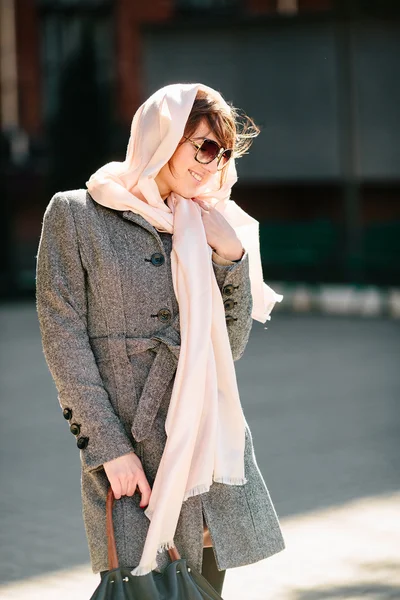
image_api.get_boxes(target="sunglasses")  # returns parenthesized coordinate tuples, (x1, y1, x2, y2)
(183, 136, 233, 171)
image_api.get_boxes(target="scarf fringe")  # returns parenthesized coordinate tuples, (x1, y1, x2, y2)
(130, 540, 176, 577)
(157, 539, 176, 553)
(130, 559, 158, 577)
(183, 477, 247, 502)
(213, 476, 248, 486)
(183, 483, 211, 501)
(130, 477, 247, 577)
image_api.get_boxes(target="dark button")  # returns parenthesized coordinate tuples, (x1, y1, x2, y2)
(63, 408, 72, 420)
(224, 299, 235, 311)
(77, 436, 89, 450)
(222, 284, 236, 296)
(225, 315, 237, 324)
(150, 252, 165, 266)
(157, 308, 171, 323)
(70, 423, 81, 436)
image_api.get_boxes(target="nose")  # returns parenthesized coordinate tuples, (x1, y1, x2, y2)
(204, 157, 219, 175)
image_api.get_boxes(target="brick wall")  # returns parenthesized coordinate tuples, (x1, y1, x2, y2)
(15, 0, 41, 135)
(247, 0, 277, 14)
(115, 0, 174, 124)
(7, 0, 333, 133)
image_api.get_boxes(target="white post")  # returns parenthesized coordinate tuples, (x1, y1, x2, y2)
(0, 0, 29, 164)
(0, 0, 19, 129)
(277, 0, 299, 14)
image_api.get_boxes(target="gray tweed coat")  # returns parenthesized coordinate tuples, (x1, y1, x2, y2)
(36, 189, 285, 575)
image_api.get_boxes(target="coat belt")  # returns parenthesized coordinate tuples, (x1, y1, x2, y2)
(90, 323, 181, 443)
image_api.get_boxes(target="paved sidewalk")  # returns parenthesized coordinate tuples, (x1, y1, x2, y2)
(0, 491, 399, 599)
(1, 304, 399, 599)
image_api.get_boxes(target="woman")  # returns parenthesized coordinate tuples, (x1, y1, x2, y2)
(36, 83, 284, 595)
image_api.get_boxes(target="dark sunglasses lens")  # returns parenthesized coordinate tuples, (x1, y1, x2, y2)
(197, 139, 220, 163)
(219, 149, 232, 169)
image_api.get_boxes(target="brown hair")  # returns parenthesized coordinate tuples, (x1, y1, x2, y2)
(172, 89, 260, 188)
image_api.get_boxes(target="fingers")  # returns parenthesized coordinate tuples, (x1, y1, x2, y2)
(104, 453, 152, 507)
(108, 474, 151, 507)
(110, 475, 138, 500)
(125, 476, 137, 498)
(111, 479, 122, 500)
(137, 475, 152, 508)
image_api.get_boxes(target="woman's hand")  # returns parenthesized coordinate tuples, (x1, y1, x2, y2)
(103, 451, 152, 507)
(191, 198, 244, 261)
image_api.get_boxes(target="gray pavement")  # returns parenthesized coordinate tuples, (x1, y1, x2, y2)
(0, 303, 399, 598)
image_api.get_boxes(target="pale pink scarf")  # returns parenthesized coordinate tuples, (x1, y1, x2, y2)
(86, 83, 282, 576)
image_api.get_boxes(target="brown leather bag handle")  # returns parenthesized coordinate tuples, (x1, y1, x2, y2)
(106, 486, 181, 570)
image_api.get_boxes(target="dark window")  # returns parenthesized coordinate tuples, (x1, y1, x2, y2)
(175, 0, 241, 14)
(38, 0, 113, 124)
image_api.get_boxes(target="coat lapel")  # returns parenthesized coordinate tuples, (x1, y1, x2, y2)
(86, 192, 165, 251)
(121, 210, 164, 250)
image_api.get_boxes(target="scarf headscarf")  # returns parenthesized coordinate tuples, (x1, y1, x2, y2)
(87, 83, 282, 576)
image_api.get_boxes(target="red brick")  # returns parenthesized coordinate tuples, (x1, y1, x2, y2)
(15, 0, 41, 134)
(299, 0, 332, 10)
(246, 0, 277, 14)
(115, 0, 174, 124)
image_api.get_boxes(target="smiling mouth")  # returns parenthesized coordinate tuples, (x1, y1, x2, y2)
(189, 169, 203, 183)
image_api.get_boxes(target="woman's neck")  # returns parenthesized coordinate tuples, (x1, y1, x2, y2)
(130, 183, 170, 204)
(154, 174, 171, 201)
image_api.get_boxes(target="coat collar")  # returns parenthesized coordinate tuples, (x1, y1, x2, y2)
(87, 191, 166, 252)
(121, 210, 165, 251)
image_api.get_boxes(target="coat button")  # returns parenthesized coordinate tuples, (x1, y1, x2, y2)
(70, 423, 81, 436)
(77, 436, 89, 450)
(157, 308, 171, 323)
(222, 284, 235, 296)
(224, 299, 235, 311)
(63, 408, 72, 420)
(151, 252, 165, 266)
(225, 315, 237, 324)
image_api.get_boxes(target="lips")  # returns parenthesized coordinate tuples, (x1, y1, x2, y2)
(189, 169, 203, 183)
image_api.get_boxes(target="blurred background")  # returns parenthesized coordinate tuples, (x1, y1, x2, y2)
(1, 1, 400, 599)
(1, 0, 400, 299)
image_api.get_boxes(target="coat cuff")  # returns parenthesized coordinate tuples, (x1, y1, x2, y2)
(80, 435, 135, 473)
(212, 248, 246, 267)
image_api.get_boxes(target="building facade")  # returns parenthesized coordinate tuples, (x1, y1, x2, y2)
(1, 0, 399, 296)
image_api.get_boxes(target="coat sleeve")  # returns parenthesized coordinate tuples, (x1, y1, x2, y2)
(36, 193, 135, 473)
(212, 250, 253, 361)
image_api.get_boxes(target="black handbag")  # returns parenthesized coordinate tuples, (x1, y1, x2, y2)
(89, 487, 224, 599)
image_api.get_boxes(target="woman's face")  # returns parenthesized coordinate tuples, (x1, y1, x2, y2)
(155, 119, 221, 200)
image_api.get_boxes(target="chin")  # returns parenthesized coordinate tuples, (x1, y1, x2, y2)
(173, 187, 195, 200)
